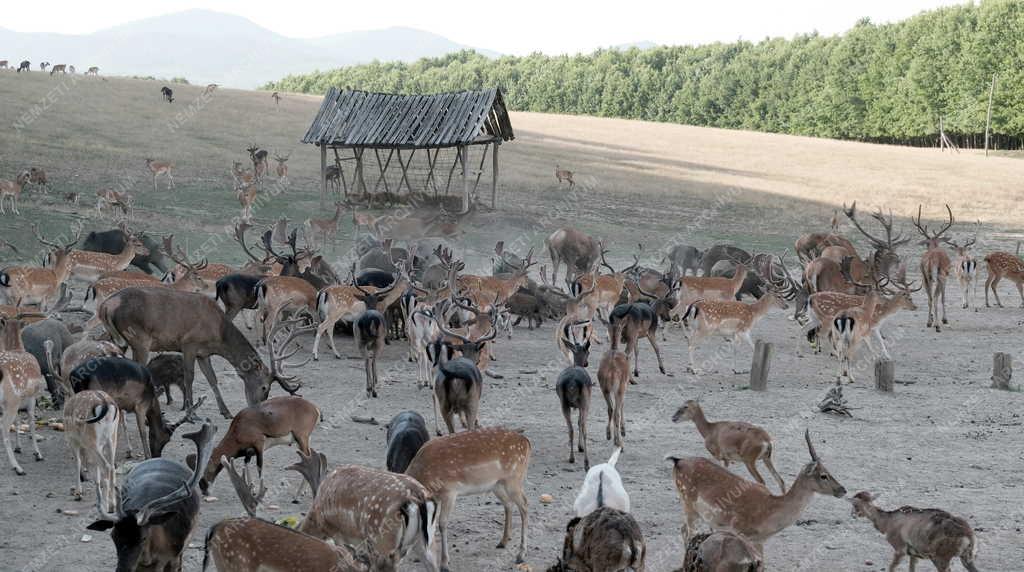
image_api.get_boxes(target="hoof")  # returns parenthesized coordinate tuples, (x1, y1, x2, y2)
(291, 499, 300, 505)
(34, 453, 43, 461)
(313, 356, 319, 361)
(942, 318, 948, 324)
(496, 542, 507, 549)
(14, 467, 25, 476)
(568, 457, 575, 464)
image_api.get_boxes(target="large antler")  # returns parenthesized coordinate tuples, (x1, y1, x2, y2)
(234, 223, 266, 264)
(162, 235, 208, 276)
(911, 204, 955, 241)
(287, 448, 328, 500)
(222, 456, 267, 517)
(33, 223, 79, 251)
(844, 202, 908, 249)
(267, 306, 313, 391)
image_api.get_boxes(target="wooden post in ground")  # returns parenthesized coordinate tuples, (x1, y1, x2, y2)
(985, 74, 997, 157)
(749, 340, 773, 391)
(461, 145, 470, 213)
(319, 144, 327, 208)
(992, 352, 1013, 390)
(874, 359, 894, 393)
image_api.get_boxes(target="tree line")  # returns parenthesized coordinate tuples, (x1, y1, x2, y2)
(267, 1, 1024, 149)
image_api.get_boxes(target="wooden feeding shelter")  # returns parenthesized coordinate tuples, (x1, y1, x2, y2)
(302, 87, 515, 212)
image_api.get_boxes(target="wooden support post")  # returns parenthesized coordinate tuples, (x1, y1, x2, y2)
(444, 149, 460, 197)
(371, 148, 393, 194)
(985, 74, 997, 157)
(749, 340, 772, 391)
(992, 352, 1013, 390)
(461, 145, 470, 214)
(354, 148, 366, 198)
(874, 359, 894, 393)
(491, 141, 499, 209)
(319, 144, 327, 208)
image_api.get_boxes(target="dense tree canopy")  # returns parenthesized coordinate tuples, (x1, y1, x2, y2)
(268, 1, 1024, 148)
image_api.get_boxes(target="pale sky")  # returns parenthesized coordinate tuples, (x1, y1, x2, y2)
(4, 0, 967, 55)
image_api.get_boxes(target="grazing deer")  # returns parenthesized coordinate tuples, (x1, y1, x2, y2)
(274, 151, 290, 182)
(305, 203, 342, 250)
(288, 450, 439, 571)
(911, 204, 954, 331)
(160, 85, 174, 102)
(17, 60, 30, 72)
(548, 507, 646, 572)
(146, 158, 175, 191)
(63, 389, 119, 508)
(28, 167, 48, 190)
(667, 430, 847, 555)
(0, 315, 46, 474)
(49, 63, 66, 75)
(255, 275, 318, 346)
(0, 170, 30, 215)
(683, 531, 764, 572)
(597, 349, 630, 448)
(555, 164, 575, 187)
(405, 427, 531, 571)
(0, 225, 76, 309)
(681, 291, 788, 375)
(98, 287, 305, 418)
(556, 321, 593, 469)
(547, 227, 601, 289)
(86, 66, 99, 75)
(187, 396, 319, 496)
(247, 144, 270, 182)
(947, 228, 978, 310)
(849, 491, 980, 572)
(983, 251, 1024, 308)
(672, 400, 785, 493)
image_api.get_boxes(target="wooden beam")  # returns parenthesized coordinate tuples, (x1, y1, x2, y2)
(444, 148, 460, 196)
(874, 359, 894, 393)
(461, 145, 470, 213)
(749, 340, 772, 391)
(371, 148, 394, 194)
(992, 352, 1013, 390)
(985, 74, 997, 157)
(491, 141, 499, 209)
(319, 144, 327, 208)
(396, 149, 416, 195)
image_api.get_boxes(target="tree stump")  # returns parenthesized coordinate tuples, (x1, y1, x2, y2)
(874, 359, 895, 393)
(992, 352, 1013, 390)
(749, 340, 773, 391)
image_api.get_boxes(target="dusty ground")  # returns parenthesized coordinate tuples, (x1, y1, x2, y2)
(1, 72, 1023, 571)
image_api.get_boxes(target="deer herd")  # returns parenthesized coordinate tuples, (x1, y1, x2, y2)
(1, 174, 1014, 571)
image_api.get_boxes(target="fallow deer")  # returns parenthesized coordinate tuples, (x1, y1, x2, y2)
(682, 531, 764, 572)
(0, 225, 76, 309)
(353, 281, 396, 398)
(547, 227, 601, 290)
(247, 145, 270, 182)
(146, 158, 175, 190)
(428, 315, 496, 435)
(681, 291, 788, 375)
(0, 315, 46, 474)
(983, 251, 1024, 308)
(405, 427, 531, 571)
(312, 275, 407, 360)
(63, 389, 120, 508)
(555, 164, 575, 187)
(256, 275, 318, 346)
(95, 188, 134, 218)
(911, 204, 955, 331)
(0, 170, 30, 215)
(608, 286, 672, 378)
(556, 320, 593, 469)
(597, 349, 630, 448)
(946, 226, 978, 310)
(672, 400, 785, 492)
(830, 291, 881, 382)
(274, 151, 290, 182)
(305, 202, 342, 250)
(667, 430, 847, 556)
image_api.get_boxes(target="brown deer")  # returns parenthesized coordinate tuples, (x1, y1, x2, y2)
(546, 227, 601, 290)
(946, 226, 978, 310)
(983, 251, 1024, 308)
(681, 291, 788, 375)
(146, 158, 175, 191)
(911, 204, 954, 331)
(305, 203, 342, 250)
(0, 315, 46, 474)
(0, 170, 30, 215)
(405, 428, 531, 571)
(63, 389, 120, 508)
(0, 225, 76, 309)
(247, 144, 270, 182)
(555, 164, 575, 187)
(597, 349, 630, 448)
(274, 151, 290, 182)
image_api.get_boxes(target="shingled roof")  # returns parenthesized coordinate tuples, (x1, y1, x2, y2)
(302, 87, 515, 149)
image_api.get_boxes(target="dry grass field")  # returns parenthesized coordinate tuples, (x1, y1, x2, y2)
(1, 71, 1023, 572)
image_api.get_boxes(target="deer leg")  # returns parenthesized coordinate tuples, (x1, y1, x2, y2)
(907, 555, 918, 572)
(437, 492, 456, 572)
(763, 454, 786, 493)
(492, 484, 514, 549)
(939, 281, 948, 326)
(617, 388, 626, 441)
(562, 402, 575, 464)
(363, 353, 374, 399)
(135, 406, 151, 458)
(604, 391, 614, 441)
(72, 448, 83, 497)
(646, 331, 667, 375)
(687, 328, 706, 375)
(1017, 280, 1024, 307)
(508, 483, 529, 564)
(2, 401, 25, 475)
(579, 405, 590, 471)
(26, 399, 42, 461)
(871, 328, 890, 360)
(991, 276, 1003, 307)
(743, 459, 766, 486)
(197, 356, 231, 418)
(119, 412, 134, 459)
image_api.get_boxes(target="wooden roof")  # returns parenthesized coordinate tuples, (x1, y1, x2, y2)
(302, 87, 515, 149)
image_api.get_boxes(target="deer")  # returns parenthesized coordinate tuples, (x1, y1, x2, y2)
(306, 202, 342, 250)
(597, 348, 630, 448)
(841, 201, 911, 281)
(672, 400, 785, 493)
(160, 85, 174, 102)
(204, 83, 218, 94)
(547, 227, 602, 290)
(555, 164, 575, 187)
(849, 491, 980, 572)
(65, 232, 148, 283)
(947, 225, 979, 310)
(0, 314, 46, 474)
(285, 450, 440, 571)
(831, 291, 881, 382)
(312, 274, 407, 360)
(49, 63, 66, 75)
(911, 204, 955, 332)
(667, 430, 847, 557)
(0, 225, 76, 310)
(255, 275, 318, 346)
(405, 427, 531, 571)
(386, 410, 430, 473)
(202, 450, 371, 572)
(28, 166, 48, 190)
(682, 531, 764, 572)
(98, 287, 305, 418)
(231, 161, 256, 187)
(681, 290, 789, 375)
(673, 263, 748, 309)
(146, 158, 175, 190)
(95, 188, 134, 218)
(353, 281, 395, 398)
(62, 389, 119, 508)
(983, 251, 1024, 308)
(17, 60, 30, 72)
(186, 395, 320, 497)
(83, 265, 207, 330)
(247, 144, 270, 182)
(573, 244, 640, 337)
(87, 423, 215, 572)
(428, 315, 496, 435)
(607, 286, 672, 378)
(274, 151, 290, 182)
(69, 356, 204, 458)
(0, 170, 30, 215)
(237, 181, 257, 222)
(556, 320, 594, 469)
(547, 507, 646, 572)
(86, 66, 99, 75)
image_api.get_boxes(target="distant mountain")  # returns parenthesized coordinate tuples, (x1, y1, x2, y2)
(0, 10, 497, 88)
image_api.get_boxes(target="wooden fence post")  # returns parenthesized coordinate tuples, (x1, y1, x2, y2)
(749, 340, 773, 391)
(992, 352, 1013, 390)
(874, 359, 894, 393)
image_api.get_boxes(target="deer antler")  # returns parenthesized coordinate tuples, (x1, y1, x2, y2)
(844, 201, 906, 249)
(287, 449, 328, 499)
(911, 204, 955, 241)
(221, 456, 267, 517)
(233, 223, 265, 264)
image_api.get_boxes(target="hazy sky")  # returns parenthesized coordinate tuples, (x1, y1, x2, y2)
(5, 0, 966, 55)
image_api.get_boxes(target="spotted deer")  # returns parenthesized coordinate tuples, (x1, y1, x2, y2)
(983, 251, 1024, 308)
(0, 314, 46, 474)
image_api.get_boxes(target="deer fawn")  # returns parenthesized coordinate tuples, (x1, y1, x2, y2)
(555, 164, 575, 187)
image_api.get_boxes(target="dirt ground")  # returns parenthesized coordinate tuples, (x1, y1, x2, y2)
(1, 73, 1023, 571)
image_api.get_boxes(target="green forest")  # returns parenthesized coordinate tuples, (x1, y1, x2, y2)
(268, 1, 1024, 148)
